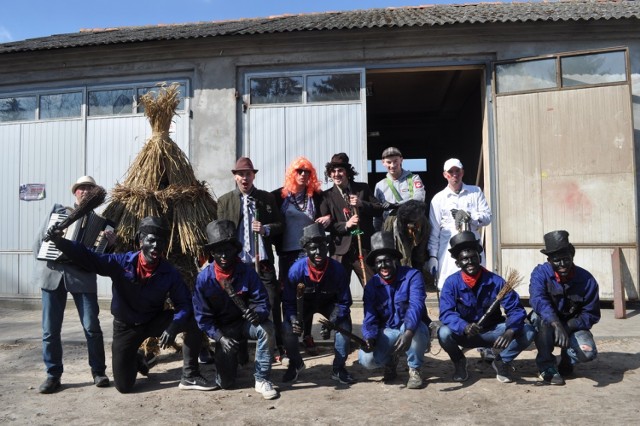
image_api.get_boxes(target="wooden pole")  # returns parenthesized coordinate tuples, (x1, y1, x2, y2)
(611, 247, 627, 319)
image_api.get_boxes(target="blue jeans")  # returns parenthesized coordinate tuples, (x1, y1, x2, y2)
(438, 322, 535, 363)
(531, 313, 597, 371)
(358, 322, 430, 370)
(42, 283, 106, 379)
(214, 319, 275, 388)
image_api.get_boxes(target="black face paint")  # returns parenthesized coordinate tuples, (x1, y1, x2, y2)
(305, 241, 329, 268)
(375, 254, 397, 281)
(140, 233, 167, 264)
(549, 251, 574, 278)
(455, 248, 481, 276)
(212, 242, 239, 271)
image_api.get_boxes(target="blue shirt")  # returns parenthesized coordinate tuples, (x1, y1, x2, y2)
(362, 266, 426, 340)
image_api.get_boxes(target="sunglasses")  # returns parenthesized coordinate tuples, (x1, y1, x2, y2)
(296, 169, 311, 175)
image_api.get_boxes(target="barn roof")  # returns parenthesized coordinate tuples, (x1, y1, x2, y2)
(1, 1, 639, 54)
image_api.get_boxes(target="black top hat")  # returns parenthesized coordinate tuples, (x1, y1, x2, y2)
(138, 216, 170, 239)
(328, 152, 351, 169)
(366, 231, 402, 266)
(204, 220, 242, 251)
(299, 223, 329, 248)
(448, 231, 483, 259)
(540, 230, 574, 255)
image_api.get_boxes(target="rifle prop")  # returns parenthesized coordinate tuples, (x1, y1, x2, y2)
(220, 278, 259, 326)
(477, 268, 523, 328)
(44, 185, 107, 242)
(318, 317, 367, 347)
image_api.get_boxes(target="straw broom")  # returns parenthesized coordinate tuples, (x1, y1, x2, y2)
(477, 268, 523, 328)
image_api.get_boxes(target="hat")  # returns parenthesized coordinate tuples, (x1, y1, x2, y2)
(382, 147, 403, 159)
(138, 216, 170, 239)
(366, 231, 402, 266)
(443, 158, 463, 172)
(327, 152, 351, 169)
(71, 175, 96, 194)
(232, 157, 258, 174)
(540, 230, 574, 256)
(448, 231, 483, 258)
(299, 223, 329, 248)
(204, 220, 242, 251)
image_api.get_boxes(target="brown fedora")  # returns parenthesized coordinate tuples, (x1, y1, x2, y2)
(232, 157, 258, 174)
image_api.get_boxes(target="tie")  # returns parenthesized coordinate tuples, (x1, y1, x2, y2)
(243, 194, 251, 255)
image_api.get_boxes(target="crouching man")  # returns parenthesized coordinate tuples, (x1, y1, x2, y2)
(438, 231, 535, 383)
(192, 220, 278, 400)
(48, 216, 214, 393)
(281, 223, 354, 385)
(529, 230, 600, 386)
(358, 231, 430, 389)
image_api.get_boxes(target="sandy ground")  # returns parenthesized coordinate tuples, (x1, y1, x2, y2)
(1, 330, 639, 425)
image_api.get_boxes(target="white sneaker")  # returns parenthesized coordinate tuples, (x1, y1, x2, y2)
(255, 379, 279, 400)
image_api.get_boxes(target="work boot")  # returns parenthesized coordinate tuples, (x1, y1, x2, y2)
(93, 373, 110, 388)
(383, 354, 399, 382)
(538, 367, 565, 386)
(492, 358, 514, 383)
(39, 377, 61, 394)
(406, 368, 423, 389)
(452, 356, 468, 382)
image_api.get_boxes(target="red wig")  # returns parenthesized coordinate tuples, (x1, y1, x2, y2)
(281, 156, 322, 198)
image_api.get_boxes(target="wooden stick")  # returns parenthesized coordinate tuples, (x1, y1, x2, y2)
(318, 317, 367, 347)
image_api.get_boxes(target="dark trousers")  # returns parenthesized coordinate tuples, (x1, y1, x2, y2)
(332, 245, 374, 287)
(111, 311, 201, 393)
(257, 260, 283, 352)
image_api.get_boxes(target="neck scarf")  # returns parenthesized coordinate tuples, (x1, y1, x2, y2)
(461, 268, 485, 289)
(307, 258, 329, 283)
(214, 261, 236, 286)
(555, 267, 576, 284)
(137, 253, 159, 284)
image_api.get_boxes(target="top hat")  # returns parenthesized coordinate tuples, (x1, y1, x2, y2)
(71, 175, 97, 194)
(448, 231, 483, 259)
(299, 223, 329, 248)
(540, 230, 574, 255)
(381, 146, 403, 159)
(366, 231, 402, 266)
(138, 216, 170, 239)
(231, 157, 258, 174)
(204, 220, 242, 251)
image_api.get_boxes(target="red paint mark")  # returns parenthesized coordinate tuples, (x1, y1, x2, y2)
(563, 181, 592, 215)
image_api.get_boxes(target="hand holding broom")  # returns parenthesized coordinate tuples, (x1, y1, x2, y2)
(44, 185, 107, 242)
(220, 278, 259, 326)
(318, 316, 367, 347)
(477, 268, 523, 328)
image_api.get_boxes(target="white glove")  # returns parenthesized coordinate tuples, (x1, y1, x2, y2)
(427, 257, 438, 276)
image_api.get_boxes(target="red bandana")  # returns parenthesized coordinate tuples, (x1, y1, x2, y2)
(214, 261, 236, 287)
(461, 268, 485, 289)
(136, 253, 159, 284)
(555, 267, 576, 284)
(307, 258, 329, 283)
(380, 277, 396, 285)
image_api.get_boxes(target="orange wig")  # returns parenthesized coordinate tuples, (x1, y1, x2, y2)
(280, 156, 322, 198)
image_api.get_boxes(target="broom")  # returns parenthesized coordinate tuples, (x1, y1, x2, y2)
(44, 185, 107, 241)
(477, 268, 523, 328)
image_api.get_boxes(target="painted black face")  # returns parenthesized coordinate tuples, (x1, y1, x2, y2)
(305, 241, 329, 268)
(375, 254, 398, 281)
(140, 233, 167, 264)
(455, 248, 481, 276)
(211, 242, 240, 271)
(548, 250, 574, 278)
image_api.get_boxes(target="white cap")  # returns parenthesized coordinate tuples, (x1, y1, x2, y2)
(443, 158, 463, 172)
(71, 175, 96, 194)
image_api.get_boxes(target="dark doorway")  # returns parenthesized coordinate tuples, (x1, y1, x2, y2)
(365, 68, 485, 205)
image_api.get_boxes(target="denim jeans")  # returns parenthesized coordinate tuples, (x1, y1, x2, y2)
(438, 322, 535, 363)
(358, 322, 430, 370)
(42, 283, 106, 379)
(531, 313, 597, 371)
(213, 319, 275, 388)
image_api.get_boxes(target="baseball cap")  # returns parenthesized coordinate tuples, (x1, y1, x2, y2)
(443, 158, 463, 172)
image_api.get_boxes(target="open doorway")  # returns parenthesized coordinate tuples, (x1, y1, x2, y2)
(365, 67, 485, 204)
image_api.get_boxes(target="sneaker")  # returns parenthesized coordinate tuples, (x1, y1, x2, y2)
(303, 335, 319, 356)
(320, 324, 331, 340)
(255, 379, 279, 400)
(331, 367, 356, 385)
(407, 368, 424, 389)
(282, 362, 306, 384)
(558, 353, 574, 376)
(383, 354, 399, 382)
(452, 357, 468, 382)
(93, 374, 110, 388)
(538, 367, 566, 386)
(39, 377, 61, 394)
(492, 359, 514, 383)
(179, 374, 219, 391)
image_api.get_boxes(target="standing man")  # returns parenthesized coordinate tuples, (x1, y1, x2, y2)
(192, 220, 278, 399)
(529, 230, 600, 386)
(47, 216, 215, 393)
(321, 153, 383, 288)
(427, 158, 492, 289)
(438, 231, 535, 383)
(373, 147, 426, 231)
(358, 231, 430, 389)
(217, 157, 284, 361)
(33, 175, 111, 394)
(281, 223, 354, 385)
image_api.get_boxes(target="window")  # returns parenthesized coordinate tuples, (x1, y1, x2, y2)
(495, 59, 557, 94)
(250, 76, 303, 104)
(561, 51, 626, 87)
(137, 84, 187, 113)
(88, 89, 134, 116)
(39, 92, 82, 119)
(0, 96, 36, 122)
(307, 73, 361, 102)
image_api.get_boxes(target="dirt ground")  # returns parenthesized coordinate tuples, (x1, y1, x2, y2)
(1, 334, 639, 426)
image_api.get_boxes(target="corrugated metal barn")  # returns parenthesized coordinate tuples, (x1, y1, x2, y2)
(0, 0, 639, 301)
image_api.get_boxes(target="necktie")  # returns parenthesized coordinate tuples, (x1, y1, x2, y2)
(243, 194, 251, 255)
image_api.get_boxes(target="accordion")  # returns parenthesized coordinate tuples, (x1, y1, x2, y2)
(37, 211, 115, 262)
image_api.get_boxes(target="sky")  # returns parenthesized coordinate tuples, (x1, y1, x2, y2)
(0, 0, 516, 43)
